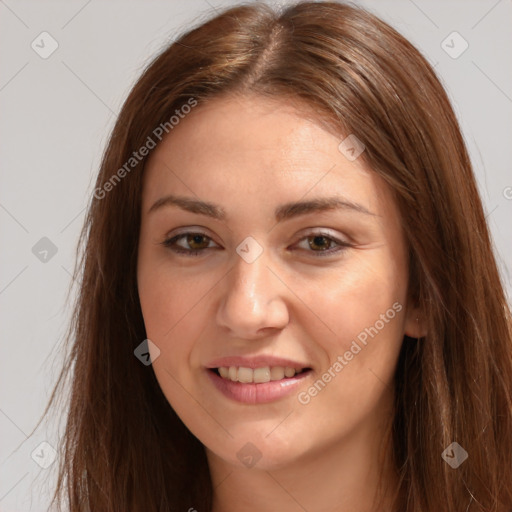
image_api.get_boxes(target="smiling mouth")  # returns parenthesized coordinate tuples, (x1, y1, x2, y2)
(210, 366, 312, 383)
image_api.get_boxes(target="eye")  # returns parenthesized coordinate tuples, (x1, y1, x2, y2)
(293, 231, 352, 257)
(161, 230, 352, 257)
(161, 232, 218, 256)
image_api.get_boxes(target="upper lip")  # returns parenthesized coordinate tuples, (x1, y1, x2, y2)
(206, 355, 311, 370)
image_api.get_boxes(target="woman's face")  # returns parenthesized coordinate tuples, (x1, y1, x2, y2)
(137, 93, 421, 470)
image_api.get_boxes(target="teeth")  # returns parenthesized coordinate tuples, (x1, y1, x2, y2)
(254, 367, 271, 383)
(284, 367, 296, 378)
(238, 367, 253, 383)
(270, 366, 284, 380)
(216, 366, 305, 383)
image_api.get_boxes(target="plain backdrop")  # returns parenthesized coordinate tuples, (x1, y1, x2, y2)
(1, 0, 511, 509)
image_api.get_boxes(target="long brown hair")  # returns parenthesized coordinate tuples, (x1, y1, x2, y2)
(45, 1, 512, 510)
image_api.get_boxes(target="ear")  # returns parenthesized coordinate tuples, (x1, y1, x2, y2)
(403, 304, 427, 338)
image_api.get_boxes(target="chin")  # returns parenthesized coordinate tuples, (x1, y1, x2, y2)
(205, 432, 308, 472)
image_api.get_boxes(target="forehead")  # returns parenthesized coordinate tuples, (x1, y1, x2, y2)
(148, 94, 343, 168)
(141, 94, 393, 221)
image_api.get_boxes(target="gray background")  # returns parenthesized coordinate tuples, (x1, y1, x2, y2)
(1, 0, 511, 509)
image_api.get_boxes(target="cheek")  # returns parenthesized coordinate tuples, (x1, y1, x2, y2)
(137, 230, 216, 340)
(137, 267, 217, 373)
(296, 248, 407, 349)
(295, 248, 407, 417)
(137, 247, 229, 398)
(138, 269, 206, 339)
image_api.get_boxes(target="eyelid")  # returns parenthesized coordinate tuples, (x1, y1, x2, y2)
(300, 227, 347, 241)
(294, 229, 352, 257)
(164, 226, 349, 243)
(163, 227, 218, 244)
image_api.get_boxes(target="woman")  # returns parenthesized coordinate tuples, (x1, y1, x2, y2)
(46, 1, 512, 511)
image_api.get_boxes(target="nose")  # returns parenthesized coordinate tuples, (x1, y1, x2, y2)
(215, 247, 290, 340)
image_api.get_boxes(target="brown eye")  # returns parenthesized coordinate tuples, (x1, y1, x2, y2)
(294, 231, 352, 257)
(307, 235, 334, 252)
(161, 232, 217, 256)
(186, 234, 210, 250)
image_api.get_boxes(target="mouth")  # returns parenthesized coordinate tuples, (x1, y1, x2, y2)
(209, 365, 312, 383)
(206, 365, 313, 404)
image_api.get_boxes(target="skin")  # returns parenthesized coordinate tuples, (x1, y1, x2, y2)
(137, 93, 425, 512)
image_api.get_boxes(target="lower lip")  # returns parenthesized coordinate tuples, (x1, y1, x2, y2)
(206, 369, 312, 404)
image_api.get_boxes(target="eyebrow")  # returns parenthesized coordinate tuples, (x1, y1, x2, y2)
(148, 194, 377, 221)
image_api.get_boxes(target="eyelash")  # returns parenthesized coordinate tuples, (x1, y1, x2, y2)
(160, 231, 352, 258)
